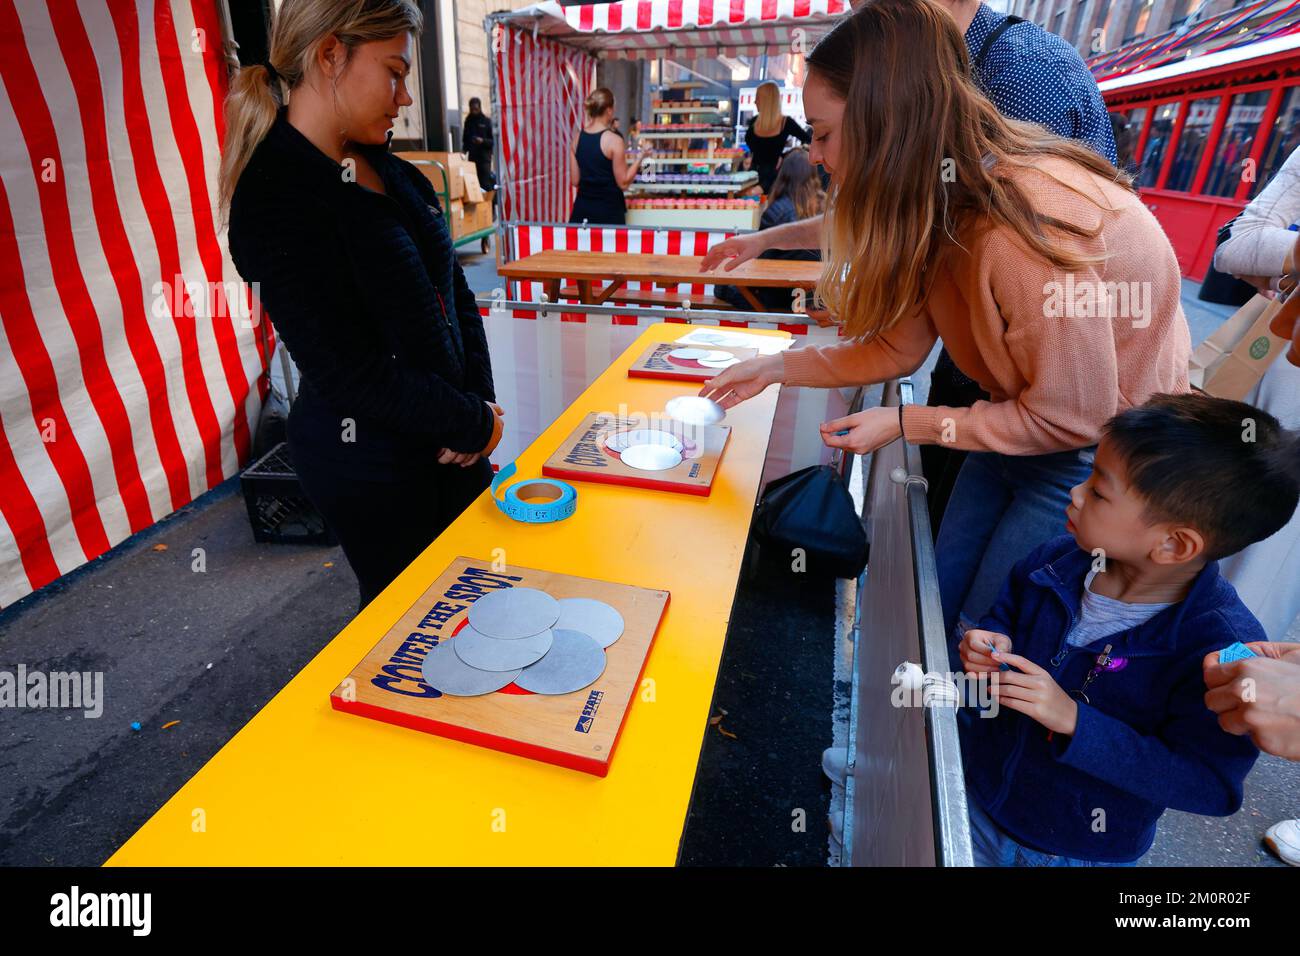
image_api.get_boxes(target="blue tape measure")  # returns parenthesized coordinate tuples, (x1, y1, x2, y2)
(490, 461, 577, 524)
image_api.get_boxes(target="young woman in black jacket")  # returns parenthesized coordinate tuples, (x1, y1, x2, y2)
(220, 0, 504, 610)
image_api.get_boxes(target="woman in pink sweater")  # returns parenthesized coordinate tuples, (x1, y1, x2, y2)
(700, 0, 1191, 638)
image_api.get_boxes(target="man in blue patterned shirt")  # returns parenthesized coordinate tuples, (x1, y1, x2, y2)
(960, 1, 1117, 163)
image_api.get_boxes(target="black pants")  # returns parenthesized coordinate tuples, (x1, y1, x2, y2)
(918, 348, 987, 540)
(291, 446, 493, 611)
(570, 192, 626, 226)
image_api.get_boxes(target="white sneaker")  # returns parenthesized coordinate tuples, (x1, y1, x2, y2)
(821, 746, 849, 785)
(1264, 818, 1300, 866)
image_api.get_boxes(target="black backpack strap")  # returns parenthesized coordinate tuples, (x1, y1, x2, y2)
(974, 14, 1026, 73)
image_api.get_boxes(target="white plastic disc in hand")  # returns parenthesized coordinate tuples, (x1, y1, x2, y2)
(665, 395, 726, 425)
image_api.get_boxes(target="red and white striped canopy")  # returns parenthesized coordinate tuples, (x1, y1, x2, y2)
(0, 1, 267, 606)
(497, 0, 849, 59)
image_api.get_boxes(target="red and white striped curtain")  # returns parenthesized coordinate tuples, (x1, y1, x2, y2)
(0, 0, 269, 607)
(492, 22, 597, 223)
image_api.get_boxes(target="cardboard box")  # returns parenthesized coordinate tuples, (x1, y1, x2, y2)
(462, 195, 493, 236)
(395, 150, 477, 202)
(448, 198, 467, 238)
(462, 167, 484, 203)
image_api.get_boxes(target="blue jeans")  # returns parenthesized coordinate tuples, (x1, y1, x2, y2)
(968, 797, 1137, 867)
(936, 446, 1096, 640)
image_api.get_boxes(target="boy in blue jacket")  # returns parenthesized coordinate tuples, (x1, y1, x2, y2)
(954, 392, 1300, 866)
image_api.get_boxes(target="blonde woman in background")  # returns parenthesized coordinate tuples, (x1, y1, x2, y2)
(744, 80, 812, 195)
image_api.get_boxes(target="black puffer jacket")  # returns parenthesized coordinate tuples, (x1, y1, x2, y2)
(229, 109, 495, 480)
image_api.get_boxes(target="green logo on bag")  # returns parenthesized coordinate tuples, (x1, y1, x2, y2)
(1249, 336, 1271, 360)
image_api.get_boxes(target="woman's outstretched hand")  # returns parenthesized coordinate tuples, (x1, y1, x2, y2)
(819, 406, 904, 455)
(698, 354, 784, 410)
(699, 232, 769, 273)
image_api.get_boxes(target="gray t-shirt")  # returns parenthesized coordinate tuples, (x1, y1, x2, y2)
(1065, 569, 1174, 648)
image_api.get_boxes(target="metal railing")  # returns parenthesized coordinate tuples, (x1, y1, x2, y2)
(844, 378, 972, 866)
(474, 295, 824, 328)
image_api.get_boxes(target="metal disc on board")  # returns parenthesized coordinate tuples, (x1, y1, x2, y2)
(665, 395, 726, 426)
(620, 443, 683, 471)
(468, 587, 561, 640)
(421, 641, 520, 696)
(513, 629, 607, 695)
(453, 624, 554, 671)
(555, 598, 625, 649)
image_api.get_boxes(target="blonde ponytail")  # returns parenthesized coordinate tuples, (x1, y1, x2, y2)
(218, 63, 281, 218)
(217, 0, 423, 222)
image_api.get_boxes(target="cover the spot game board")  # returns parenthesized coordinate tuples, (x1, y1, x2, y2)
(330, 556, 670, 777)
(541, 412, 731, 496)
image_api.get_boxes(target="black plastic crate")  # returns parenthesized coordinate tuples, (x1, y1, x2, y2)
(239, 442, 336, 545)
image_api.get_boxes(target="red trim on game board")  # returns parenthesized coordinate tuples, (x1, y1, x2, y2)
(329, 695, 611, 776)
(541, 464, 713, 497)
(328, 593, 673, 778)
(627, 368, 712, 383)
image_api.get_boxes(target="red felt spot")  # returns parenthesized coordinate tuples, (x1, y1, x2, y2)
(666, 355, 705, 369)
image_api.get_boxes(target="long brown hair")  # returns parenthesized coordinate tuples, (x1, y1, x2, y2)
(768, 148, 825, 221)
(806, 0, 1130, 339)
(217, 0, 423, 221)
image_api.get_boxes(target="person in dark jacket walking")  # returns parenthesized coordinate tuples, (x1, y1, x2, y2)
(463, 97, 495, 191)
(220, 0, 504, 611)
(954, 393, 1300, 865)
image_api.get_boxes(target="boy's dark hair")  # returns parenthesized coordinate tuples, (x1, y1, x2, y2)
(1103, 393, 1300, 560)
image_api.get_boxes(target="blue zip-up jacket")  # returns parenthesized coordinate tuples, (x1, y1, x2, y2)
(954, 534, 1262, 863)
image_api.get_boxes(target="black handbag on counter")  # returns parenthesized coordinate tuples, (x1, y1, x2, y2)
(1199, 215, 1259, 307)
(753, 451, 868, 579)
